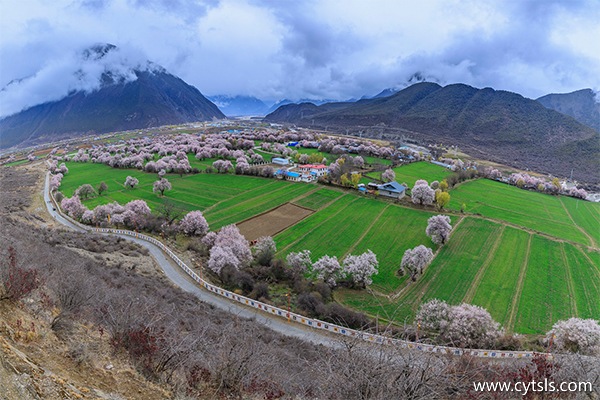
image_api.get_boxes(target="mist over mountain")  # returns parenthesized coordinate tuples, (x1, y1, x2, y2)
(266, 98, 340, 114)
(537, 89, 600, 132)
(265, 82, 599, 183)
(0, 44, 224, 149)
(208, 95, 269, 116)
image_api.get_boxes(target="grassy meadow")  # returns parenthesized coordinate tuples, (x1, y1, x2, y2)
(59, 160, 600, 335)
(448, 179, 600, 247)
(337, 217, 600, 334)
(365, 161, 453, 187)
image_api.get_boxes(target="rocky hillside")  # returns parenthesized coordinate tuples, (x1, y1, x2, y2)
(265, 82, 599, 183)
(537, 89, 600, 132)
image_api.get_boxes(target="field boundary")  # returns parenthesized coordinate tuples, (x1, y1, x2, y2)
(506, 234, 532, 332)
(342, 204, 390, 258)
(202, 179, 283, 213)
(207, 184, 315, 228)
(277, 195, 357, 255)
(236, 202, 315, 240)
(388, 216, 465, 301)
(560, 244, 579, 317)
(206, 184, 301, 222)
(559, 197, 597, 247)
(462, 226, 506, 304)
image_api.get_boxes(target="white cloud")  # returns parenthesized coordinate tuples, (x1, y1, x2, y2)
(0, 0, 599, 116)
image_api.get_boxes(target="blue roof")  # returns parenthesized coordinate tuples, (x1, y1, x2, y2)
(379, 181, 405, 193)
(287, 172, 300, 177)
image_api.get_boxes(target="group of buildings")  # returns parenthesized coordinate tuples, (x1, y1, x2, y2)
(273, 158, 328, 182)
(271, 156, 406, 199)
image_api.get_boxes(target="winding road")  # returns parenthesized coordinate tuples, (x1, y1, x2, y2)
(43, 172, 341, 348)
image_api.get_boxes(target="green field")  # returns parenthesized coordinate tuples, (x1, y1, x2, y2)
(60, 162, 316, 229)
(291, 188, 345, 210)
(449, 179, 600, 247)
(364, 161, 452, 187)
(337, 217, 600, 334)
(59, 161, 600, 335)
(275, 195, 441, 293)
(288, 146, 393, 166)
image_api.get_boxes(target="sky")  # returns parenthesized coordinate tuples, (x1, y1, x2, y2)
(0, 0, 599, 117)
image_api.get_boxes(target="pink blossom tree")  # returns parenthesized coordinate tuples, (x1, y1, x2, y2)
(286, 250, 312, 276)
(235, 160, 250, 175)
(327, 162, 341, 181)
(124, 176, 139, 189)
(411, 180, 435, 205)
(48, 160, 58, 173)
(213, 224, 252, 266)
(111, 212, 125, 227)
(426, 215, 452, 245)
(342, 250, 379, 288)
(353, 155, 365, 169)
(201, 231, 218, 250)
(416, 299, 450, 333)
(568, 187, 588, 200)
(381, 168, 395, 183)
(445, 303, 501, 348)
(213, 159, 233, 173)
(546, 318, 600, 356)
(298, 153, 310, 164)
(207, 246, 239, 275)
(400, 245, 434, 280)
(179, 210, 209, 236)
(153, 178, 172, 196)
(261, 166, 275, 178)
(75, 184, 96, 200)
(93, 203, 115, 224)
(123, 199, 151, 229)
(252, 236, 277, 266)
(484, 167, 502, 180)
(61, 196, 87, 220)
(81, 210, 95, 224)
(58, 163, 68, 174)
(416, 300, 501, 348)
(50, 174, 63, 191)
(311, 255, 342, 287)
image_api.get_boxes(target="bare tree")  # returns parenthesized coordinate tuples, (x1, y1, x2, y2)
(48, 263, 97, 332)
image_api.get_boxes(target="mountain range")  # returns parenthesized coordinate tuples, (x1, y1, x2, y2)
(536, 89, 600, 132)
(1, 44, 598, 183)
(208, 95, 270, 116)
(0, 44, 224, 149)
(265, 82, 599, 183)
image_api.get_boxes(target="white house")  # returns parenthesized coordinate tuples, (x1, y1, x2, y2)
(272, 157, 290, 166)
(298, 164, 328, 177)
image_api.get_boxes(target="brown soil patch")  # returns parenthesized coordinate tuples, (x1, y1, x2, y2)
(237, 203, 313, 241)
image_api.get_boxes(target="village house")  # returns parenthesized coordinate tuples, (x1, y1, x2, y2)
(272, 157, 290, 166)
(367, 181, 406, 199)
(298, 164, 328, 177)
